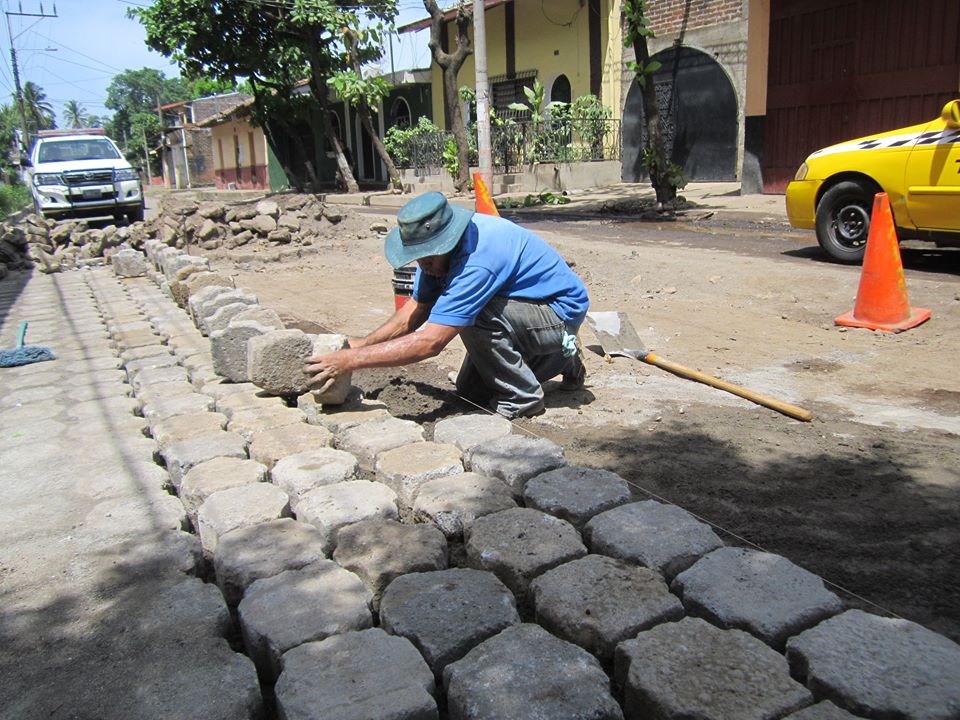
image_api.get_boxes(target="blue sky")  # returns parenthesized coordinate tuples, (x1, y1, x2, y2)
(0, 0, 432, 128)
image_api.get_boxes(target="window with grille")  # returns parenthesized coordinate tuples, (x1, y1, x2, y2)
(490, 70, 538, 114)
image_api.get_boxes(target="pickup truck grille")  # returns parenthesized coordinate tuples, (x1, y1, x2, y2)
(62, 169, 114, 186)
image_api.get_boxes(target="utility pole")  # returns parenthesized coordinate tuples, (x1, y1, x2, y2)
(4, 3, 58, 157)
(473, 0, 492, 191)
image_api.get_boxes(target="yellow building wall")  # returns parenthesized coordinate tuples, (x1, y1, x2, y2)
(429, 0, 621, 127)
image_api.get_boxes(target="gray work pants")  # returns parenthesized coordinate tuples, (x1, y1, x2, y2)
(456, 296, 575, 418)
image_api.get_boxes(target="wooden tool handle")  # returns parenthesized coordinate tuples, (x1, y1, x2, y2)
(644, 353, 813, 422)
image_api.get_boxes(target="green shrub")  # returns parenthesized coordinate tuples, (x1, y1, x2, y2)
(0, 182, 31, 220)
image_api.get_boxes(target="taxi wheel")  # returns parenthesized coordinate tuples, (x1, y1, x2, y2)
(815, 181, 879, 264)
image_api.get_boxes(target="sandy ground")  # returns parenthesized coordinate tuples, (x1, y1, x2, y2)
(206, 203, 960, 643)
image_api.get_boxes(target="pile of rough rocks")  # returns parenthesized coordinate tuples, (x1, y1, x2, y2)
(0, 191, 387, 276)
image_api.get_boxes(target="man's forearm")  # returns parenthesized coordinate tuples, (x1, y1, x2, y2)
(352, 300, 430, 348)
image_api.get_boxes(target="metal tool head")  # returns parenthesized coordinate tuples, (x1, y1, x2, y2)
(585, 311, 648, 360)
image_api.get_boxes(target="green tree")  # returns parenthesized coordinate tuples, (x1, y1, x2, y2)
(0, 103, 22, 180)
(63, 100, 88, 129)
(623, 0, 684, 205)
(105, 67, 190, 150)
(423, 0, 472, 192)
(133, 0, 399, 193)
(21, 81, 55, 137)
(188, 76, 240, 98)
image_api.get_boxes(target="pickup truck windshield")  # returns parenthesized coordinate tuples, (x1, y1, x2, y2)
(37, 138, 121, 163)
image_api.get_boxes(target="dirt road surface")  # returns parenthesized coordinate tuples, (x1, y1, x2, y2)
(206, 202, 960, 643)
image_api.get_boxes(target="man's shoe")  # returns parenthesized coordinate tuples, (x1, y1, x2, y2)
(558, 354, 586, 391)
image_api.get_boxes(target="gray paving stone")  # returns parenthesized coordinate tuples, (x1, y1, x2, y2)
(310, 334, 352, 404)
(615, 617, 813, 720)
(151, 410, 228, 449)
(379, 568, 520, 677)
(275, 628, 437, 720)
(201, 380, 260, 402)
(783, 701, 862, 720)
(785, 609, 960, 719)
(136, 379, 198, 407)
(203, 301, 258, 337)
(334, 519, 448, 611)
(238, 561, 373, 681)
(227, 404, 305, 441)
(296, 480, 399, 554)
(124, 352, 180, 379)
(270, 447, 359, 512)
(179, 456, 269, 526)
(465, 507, 587, 616)
(141, 392, 216, 423)
(215, 388, 283, 419)
(299, 394, 390, 432)
(113, 328, 162, 350)
(585, 500, 725, 579)
(523, 465, 631, 530)
(375, 441, 463, 513)
(187, 284, 234, 324)
(197, 482, 290, 556)
(120, 344, 173, 363)
(215, 518, 329, 606)
(672, 547, 844, 649)
(337, 416, 425, 471)
(412, 472, 517, 541)
(248, 423, 333, 469)
(444, 623, 623, 720)
(247, 328, 314, 395)
(161, 430, 249, 488)
(432, 413, 512, 451)
(111, 248, 147, 277)
(195, 289, 257, 335)
(463, 434, 565, 497)
(210, 318, 282, 382)
(132, 364, 189, 392)
(532, 554, 684, 664)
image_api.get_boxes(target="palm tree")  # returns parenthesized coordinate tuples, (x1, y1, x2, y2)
(63, 100, 87, 129)
(21, 81, 55, 136)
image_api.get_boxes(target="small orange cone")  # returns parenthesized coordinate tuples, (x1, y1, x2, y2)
(835, 192, 931, 332)
(473, 172, 500, 216)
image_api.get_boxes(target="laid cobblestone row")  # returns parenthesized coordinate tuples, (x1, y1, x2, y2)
(10, 241, 950, 718)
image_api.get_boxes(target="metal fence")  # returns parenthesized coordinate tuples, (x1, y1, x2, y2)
(400, 118, 622, 176)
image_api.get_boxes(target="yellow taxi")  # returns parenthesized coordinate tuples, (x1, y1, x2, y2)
(785, 99, 960, 263)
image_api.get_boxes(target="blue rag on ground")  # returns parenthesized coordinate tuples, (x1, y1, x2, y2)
(0, 345, 56, 368)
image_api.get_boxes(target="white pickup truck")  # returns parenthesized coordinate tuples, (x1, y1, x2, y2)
(24, 129, 145, 223)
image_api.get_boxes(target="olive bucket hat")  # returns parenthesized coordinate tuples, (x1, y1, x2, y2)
(384, 192, 475, 269)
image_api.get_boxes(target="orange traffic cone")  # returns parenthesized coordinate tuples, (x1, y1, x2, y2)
(835, 192, 931, 332)
(473, 172, 500, 216)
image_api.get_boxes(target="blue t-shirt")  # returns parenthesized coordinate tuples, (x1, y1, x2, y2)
(412, 214, 589, 327)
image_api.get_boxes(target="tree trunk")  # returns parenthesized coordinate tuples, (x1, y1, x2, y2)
(631, 38, 676, 205)
(444, 68, 470, 191)
(357, 105, 402, 190)
(307, 49, 359, 193)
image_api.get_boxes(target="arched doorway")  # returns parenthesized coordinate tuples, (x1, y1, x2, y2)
(550, 74, 572, 105)
(390, 97, 412, 129)
(622, 46, 737, 183)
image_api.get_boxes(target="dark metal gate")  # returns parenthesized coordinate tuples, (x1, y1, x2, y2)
(763, 0, 960, 192)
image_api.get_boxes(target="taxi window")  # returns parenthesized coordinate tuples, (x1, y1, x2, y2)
(38, 139, 120, 163)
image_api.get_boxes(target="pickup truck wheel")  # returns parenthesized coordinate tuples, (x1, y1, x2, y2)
(127, 204, 145, 223)
(815, 180, 881, 264)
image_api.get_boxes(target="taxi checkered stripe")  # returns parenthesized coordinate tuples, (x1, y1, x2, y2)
(813, 128, 960, 158)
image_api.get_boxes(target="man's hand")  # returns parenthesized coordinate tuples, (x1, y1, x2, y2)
(303, 348, 353, 388)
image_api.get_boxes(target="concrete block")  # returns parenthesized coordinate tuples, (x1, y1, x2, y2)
(124, 351, 180, 380)
(585, 500, 724, 579)
(786, 609, 960, 719)
(271, 447, 360, 512)
(275, 628, 437, 720)
(238, 561, 372, 681)
(211, 319, 282, 383)
(412, 472, 517, 541)
(197, 482, 290, 556)
(188, 284, 234, 324)
(379, 568, 520, 677)
(432, 413, 512, 451)
(231, 305, 283, 328)
(111, 248, 147, 277)
(114, 329, 164, 350)
(201, 380, 260, 402)
(248, 423, 333, 469)
(179, 456, 268, 526)
(141, 392, 216, 423)
(375, 441, 463, 514)
(151, 410, 228, 450)
(132, 364, 190, 392)
(161, 430, 249, 488)
(214, 518, 329, 606)
(227, 404, 305, 441)
(672, 547, 844, 650)
(333, 519, 448, 611)
(177, 270, 234, 308)
(296, 480, 399, 555)
(136, 379, 199, 408)
(523, 465, 631, 530)
(616, 617, 812, 720)
(465, 507, 586, 616)
(202, 301, 257, 337)
(299, 394, 390, 433)
(310, 334, 352, 405)
(444, 623, 623, 720)
(532, 554, 683, 664)
(337, 416, 425, 472)
(215, 388, 283, 419)
(463, 434, 565, 497)
(247, 329, 313, 396)
(194, 289, 257, 335)
(120, 344, 174, 363)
